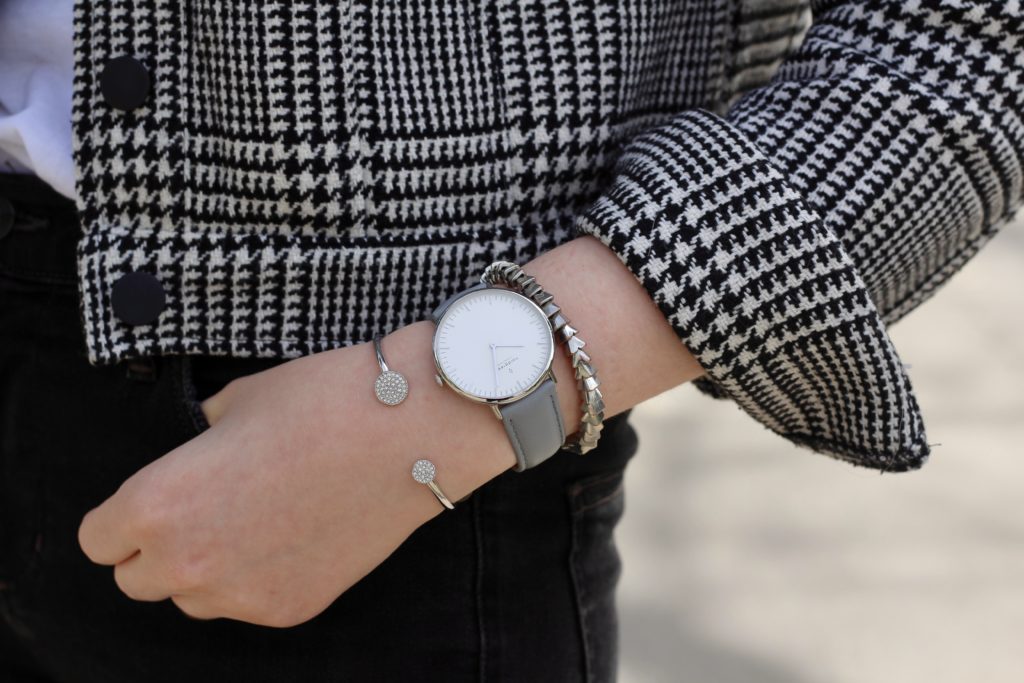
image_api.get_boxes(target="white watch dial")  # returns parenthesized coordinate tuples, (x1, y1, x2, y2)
(434, 288, 554, 401)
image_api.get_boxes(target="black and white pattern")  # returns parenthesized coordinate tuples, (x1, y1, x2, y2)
(71, 1, 1022, 471)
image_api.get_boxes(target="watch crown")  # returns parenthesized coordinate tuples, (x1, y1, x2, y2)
(434, 373, 443, 387)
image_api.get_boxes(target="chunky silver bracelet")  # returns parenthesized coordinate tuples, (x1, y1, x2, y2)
(480, 261, 605, 455)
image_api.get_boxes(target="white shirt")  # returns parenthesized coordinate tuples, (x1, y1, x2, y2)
(0, 0, 76, 201)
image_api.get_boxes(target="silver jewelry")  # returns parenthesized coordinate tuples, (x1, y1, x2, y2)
(411, 459, 455, 510)
(373, 333, 409, 405)
(481, 261, 605, 455)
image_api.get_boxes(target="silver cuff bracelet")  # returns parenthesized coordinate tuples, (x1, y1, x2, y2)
(372, 333, 409, 406)
(411, 459, 455, 510)
(480, 261, 605, 455)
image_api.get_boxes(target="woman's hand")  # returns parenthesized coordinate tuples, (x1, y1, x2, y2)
(75, 236, 703, 628)
(76, 322, 522, 628)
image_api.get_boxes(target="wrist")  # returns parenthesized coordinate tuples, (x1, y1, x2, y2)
(381, 320, 519, 497)
(368, 243, 619, 501)
(380, 301, 582, 493)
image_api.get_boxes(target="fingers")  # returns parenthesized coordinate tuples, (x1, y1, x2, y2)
(199, 377, 241, 427)
(170, 594, 221, 621)
(78, 450, 193, 566)
(112, 550, 173, 602)
(199, 397, 216, 426)
(113, 552, 221, 621)
(115, 557, 221, 621)
(77, 486, 146, 566)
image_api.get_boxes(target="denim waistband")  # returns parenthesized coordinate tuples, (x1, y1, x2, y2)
(0, 173, 81, 285)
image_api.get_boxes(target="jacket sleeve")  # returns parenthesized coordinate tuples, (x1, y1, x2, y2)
(570, 1, 1023, 471)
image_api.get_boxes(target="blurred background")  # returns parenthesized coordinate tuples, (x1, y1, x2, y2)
(617, 220, 1024, 683)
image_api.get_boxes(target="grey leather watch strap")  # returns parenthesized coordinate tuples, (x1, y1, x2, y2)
(431, 285, 566, 472)
(498, 376, 565, 472)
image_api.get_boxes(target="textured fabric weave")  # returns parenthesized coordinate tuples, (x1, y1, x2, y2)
(572, 0, 1023, 469)
(71, 1, 1023, 470)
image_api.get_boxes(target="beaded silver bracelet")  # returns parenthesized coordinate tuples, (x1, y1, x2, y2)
(480, 261, 605, 455)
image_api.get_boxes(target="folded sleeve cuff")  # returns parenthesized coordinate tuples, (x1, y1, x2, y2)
(571, 109, 929, 471)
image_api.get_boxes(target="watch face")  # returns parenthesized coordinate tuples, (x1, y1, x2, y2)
(433, 287, 555, 402)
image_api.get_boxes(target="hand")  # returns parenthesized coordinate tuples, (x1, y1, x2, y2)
(77, 322, 519, 628)
(74, 235, 704, 629)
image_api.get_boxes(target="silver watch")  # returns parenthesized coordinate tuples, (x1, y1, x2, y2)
(430, 283, 566, 472)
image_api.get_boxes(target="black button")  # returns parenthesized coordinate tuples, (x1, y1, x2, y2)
(111, 270, 166, 326)
(0, 197, 13, 239)
(99, 55, 151, 111)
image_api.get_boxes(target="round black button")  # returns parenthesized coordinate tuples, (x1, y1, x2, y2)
(0, 197, 14, 239)
(99, 55, 152, 111)
(111, 270, 166, 326)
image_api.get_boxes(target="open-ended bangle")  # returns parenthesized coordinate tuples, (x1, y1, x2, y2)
(411, 459, 455, 510)
(480, 261, 605, 455)
(372, 333, 409, 406)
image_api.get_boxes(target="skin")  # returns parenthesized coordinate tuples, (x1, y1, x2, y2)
(77, 235, 706, 627)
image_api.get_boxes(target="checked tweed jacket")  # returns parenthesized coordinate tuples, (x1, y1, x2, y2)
(72, 1, 1023, 471)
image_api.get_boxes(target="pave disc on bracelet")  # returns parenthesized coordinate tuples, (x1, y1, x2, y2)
(411, 458, 455, 510)
(411, 459, 436, 484)
(374, 371, 409, 405)
(373, 333, 409, 405)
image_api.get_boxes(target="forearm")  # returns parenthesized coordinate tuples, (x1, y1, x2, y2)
(136, 237, 706, 624)
(382, 235, 705, 498)
(522, 234, 706, 427)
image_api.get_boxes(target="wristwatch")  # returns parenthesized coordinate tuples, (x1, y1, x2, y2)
(431, 282, 566, 472)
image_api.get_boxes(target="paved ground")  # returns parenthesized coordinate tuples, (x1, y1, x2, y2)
(617, 221, 1024, 683)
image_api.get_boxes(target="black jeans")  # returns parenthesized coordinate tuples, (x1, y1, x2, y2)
(0, 174, 638, 682)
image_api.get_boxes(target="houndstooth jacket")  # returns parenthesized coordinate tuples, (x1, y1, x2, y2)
(73, 1, 1023, 471)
